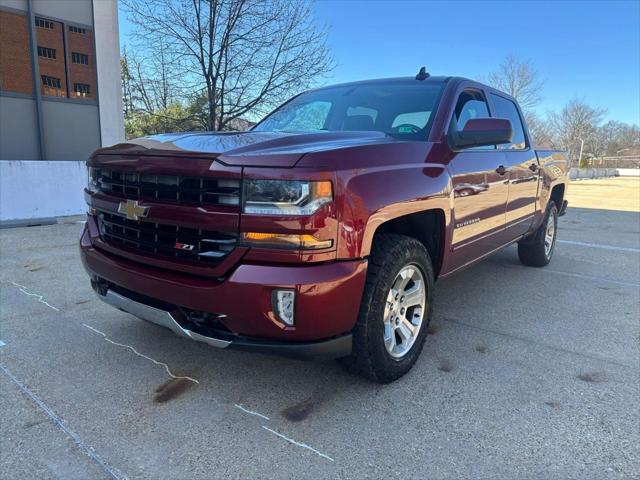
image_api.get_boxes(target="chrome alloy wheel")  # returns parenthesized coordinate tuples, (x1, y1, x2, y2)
(383, 264, 427, 360)
(544, 211, 556, 256)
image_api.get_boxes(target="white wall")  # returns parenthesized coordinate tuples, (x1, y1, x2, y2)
(93, 0, 125, 147)
(617, 169, 640, 177)
(0, 161, 86, 222)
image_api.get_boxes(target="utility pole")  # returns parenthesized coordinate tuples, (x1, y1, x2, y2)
(615, 148, 630, 169)
(578, 138, 585, 167)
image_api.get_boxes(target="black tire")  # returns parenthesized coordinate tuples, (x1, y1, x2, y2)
(340, 233, 434, 383)
(518, 202, 558, 267)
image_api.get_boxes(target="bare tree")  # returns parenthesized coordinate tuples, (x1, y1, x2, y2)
(549, 98, 606, 165)
(488, 55, 544, 110)
(123, 0, 333, 131)
(525, 111, 554, 148)
(596, 121, 640, 156)
(121, 47, 206, 138)
(121, 48, 135, 116)
(122, 43, 182, 115)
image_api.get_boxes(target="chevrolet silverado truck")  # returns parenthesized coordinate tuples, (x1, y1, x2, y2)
(80, 71, 568, 383)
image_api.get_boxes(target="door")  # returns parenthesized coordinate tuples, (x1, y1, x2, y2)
(449, 89, 510, 269)
(489, 93, 539, 236)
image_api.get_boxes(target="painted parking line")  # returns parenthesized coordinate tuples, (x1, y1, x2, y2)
(0, 363, 125, 480)
(558, 239, 640, 253)
(0, 340, 5, 347)
(545, 268, 640, 288)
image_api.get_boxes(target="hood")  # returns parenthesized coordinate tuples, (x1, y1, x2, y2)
(96, 130, 402, 168)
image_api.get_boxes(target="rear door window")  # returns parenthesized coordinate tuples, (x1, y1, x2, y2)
(489, 94, 527, 149)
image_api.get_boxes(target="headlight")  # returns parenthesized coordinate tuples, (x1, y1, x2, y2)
(87, 167, 99, 193)
(243, 180, 332, 215)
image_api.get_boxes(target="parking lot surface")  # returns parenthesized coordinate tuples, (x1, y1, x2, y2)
(1, 180, 639, 479)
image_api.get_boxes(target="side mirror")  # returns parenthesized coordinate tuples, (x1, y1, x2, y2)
(449, 118, 513, 150)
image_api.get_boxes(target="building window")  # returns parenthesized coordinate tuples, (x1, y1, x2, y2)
(35, 17, 54, 29)
(41, 75, 61, 88)
(71, 52, 89, 65)
(37, 46, 56, 59)
(73, 83, 91, 97)
(69, 25, 87, 34)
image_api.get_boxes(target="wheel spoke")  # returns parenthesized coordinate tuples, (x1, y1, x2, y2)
(396, 269, 412, 291)
(401, 317, 417, 333)
(397, 322, 413, 343)
(387, 288, 397, 304)
(403, 282, 423, 307)
(384, 323, 396, 350)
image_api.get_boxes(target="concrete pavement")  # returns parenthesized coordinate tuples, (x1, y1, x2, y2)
(1, 204, 638, 479)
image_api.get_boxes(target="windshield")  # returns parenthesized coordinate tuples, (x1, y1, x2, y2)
(253, 81, 444, 141)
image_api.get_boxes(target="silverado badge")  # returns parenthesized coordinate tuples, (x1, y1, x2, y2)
(117, 199, 149, 221)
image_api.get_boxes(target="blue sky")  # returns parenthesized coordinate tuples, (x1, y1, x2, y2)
(118, 0, 640, 124)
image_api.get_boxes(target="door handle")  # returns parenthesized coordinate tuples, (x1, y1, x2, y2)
(529, 163, 538, 172)
(495, 165, 507, 176)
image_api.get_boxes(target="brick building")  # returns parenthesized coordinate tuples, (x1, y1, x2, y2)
(0, 0, 123, 226)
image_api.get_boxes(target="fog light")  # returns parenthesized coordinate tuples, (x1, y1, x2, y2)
(272, 289, 295, 326)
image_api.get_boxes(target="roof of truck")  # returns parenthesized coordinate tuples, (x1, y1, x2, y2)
(307, 75, 453, 91)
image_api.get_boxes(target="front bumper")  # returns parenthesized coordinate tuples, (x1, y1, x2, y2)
(80, 221, 367, 357)
(94, 288, 352, 359)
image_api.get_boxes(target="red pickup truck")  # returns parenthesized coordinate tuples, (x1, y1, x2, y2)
(80, 72, 568, 382)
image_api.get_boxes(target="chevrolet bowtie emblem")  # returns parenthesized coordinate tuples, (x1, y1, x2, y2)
(117, 199, 149, 221)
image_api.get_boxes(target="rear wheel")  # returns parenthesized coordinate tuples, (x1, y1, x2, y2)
(518, 202, 558, 267)
(340, 234, 434, 383)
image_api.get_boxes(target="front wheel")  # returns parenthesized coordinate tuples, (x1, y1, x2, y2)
(518, 202, 558, 267)
(340, 234, 434, 383)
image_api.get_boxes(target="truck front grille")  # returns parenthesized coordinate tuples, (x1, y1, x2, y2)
(97, 211, 237, 265)
(91, 168, 240, 207)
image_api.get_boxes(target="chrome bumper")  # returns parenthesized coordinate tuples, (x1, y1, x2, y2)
(95, 289, 231, 349)
(95, 287, 352, 359)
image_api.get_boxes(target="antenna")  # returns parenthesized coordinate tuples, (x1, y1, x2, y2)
(415, 66, 430, 80)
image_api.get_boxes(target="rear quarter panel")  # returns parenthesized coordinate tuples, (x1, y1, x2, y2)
(533, 150, 569, 228)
